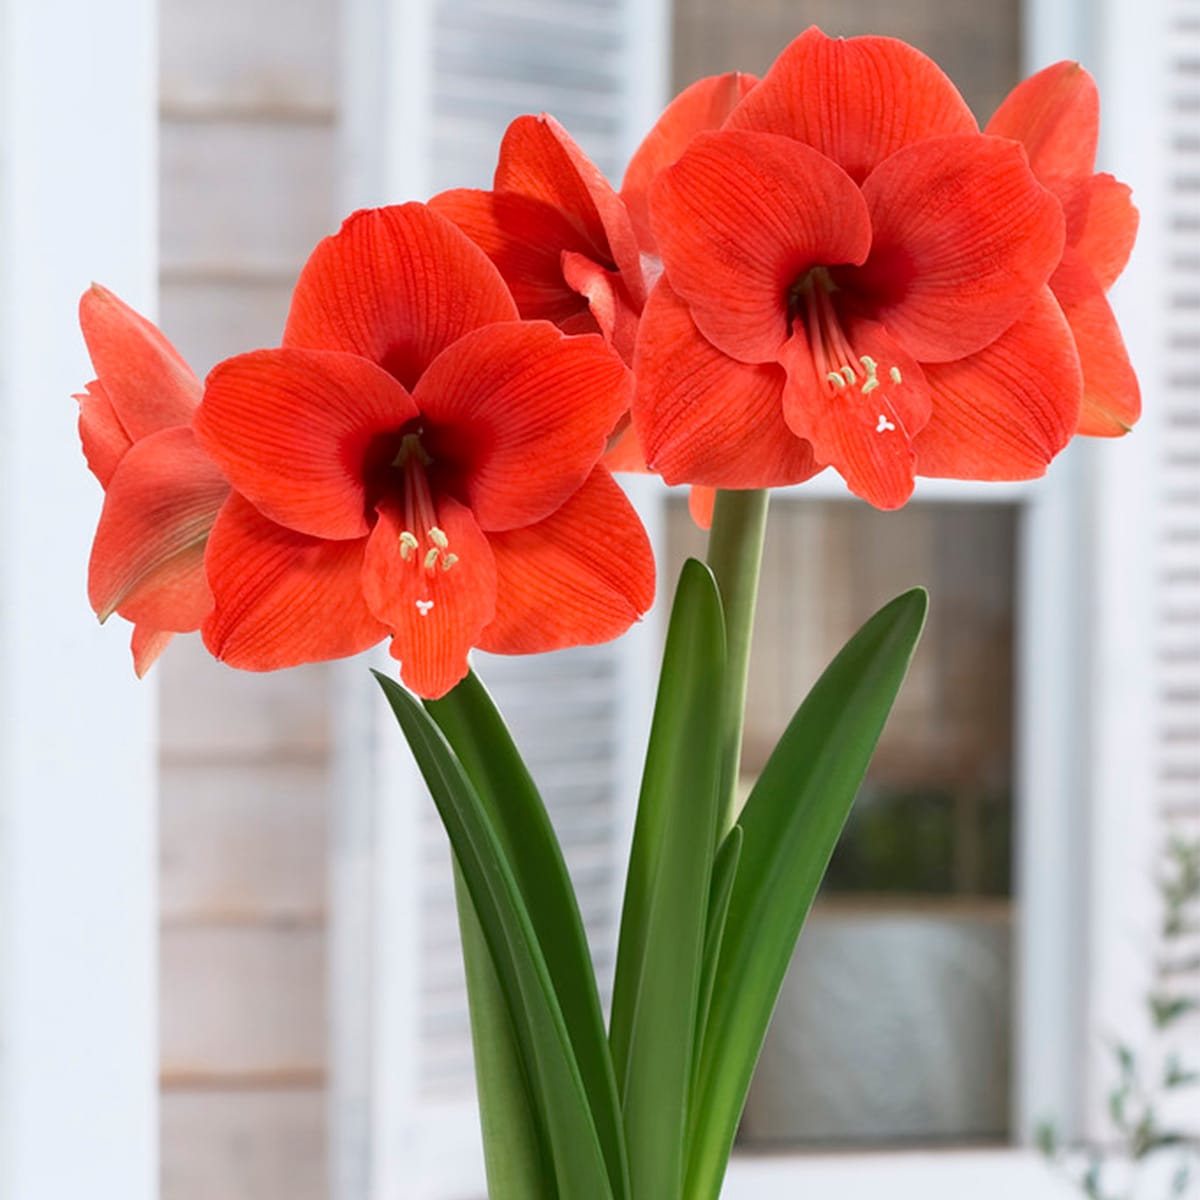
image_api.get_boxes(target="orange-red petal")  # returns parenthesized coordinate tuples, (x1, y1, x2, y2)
(75, 379, 134, 487)
(1051, 250, 1140, 435)
(202, 493, 386, 670)
(621, 72, 759, 253)
(197, 348, 418, 541)
(633, 279, 820, 488)
(79, 284, 201, 441)
(364, 494, 496, 699)
(88, 426, 227, 630)
(131, 625, 174, 678)
(725, 26, 977, 182)
(914, 287, 1083, 478)
(688, 486, 716, 530)
(415, 321, 632, 531)
(560, 250, 640, 362)
(855, 134, 1065, 361)
(494, 114, 646, 309)
(778, 320, 927, 511)
(478, 467, 653, 654)
(1074, 173, 1138, 290)
(282, 203, 518, 388)
(651, 131, 871, 364)
(428, 187, 598, 327)
(985, 61, 1098, 181)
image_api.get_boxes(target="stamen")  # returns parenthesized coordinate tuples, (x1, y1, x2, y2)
(827, 372, 847, 388)
(840, 365, 857, 386)
(428, 527, 449, 550)
(398, 531, 419, 560)
(862, 378, 879, 395)
(441, 554, 459, 571)
(423, 547, 440, 570)
(890, 366, 903, 384)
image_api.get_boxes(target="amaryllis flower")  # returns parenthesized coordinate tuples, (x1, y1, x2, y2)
(430, 114, 646, 363)
(987, 61, 1140, 435)
(620, 71, 759, 261)
(193, 203, 654, 699)
(76, 285, 229, 675)
(635, 27, 1083, 509)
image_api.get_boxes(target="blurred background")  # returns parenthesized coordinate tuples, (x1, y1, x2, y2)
(0, 0, 1193, 1197)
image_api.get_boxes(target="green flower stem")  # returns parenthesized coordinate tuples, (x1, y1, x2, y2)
(704, 487, 770, 840)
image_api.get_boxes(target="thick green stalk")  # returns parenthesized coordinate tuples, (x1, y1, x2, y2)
(704, 488, 770, 838)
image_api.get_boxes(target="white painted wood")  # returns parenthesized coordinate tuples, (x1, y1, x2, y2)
(162, 1089, 326, 1200)
(159, 278, 294, 375)
(161, 763, 328, 922)
(160, 0, 337, 116)
(159, 638, 330, 761)
(0, 0, 157, 1196)
(161, 925, 326, 1079)
(723, 1149, 1076, 1200)
(1080, 0, 1168, 1142)
(161, 120, 337, 279)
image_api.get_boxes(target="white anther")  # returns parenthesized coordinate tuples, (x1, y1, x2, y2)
(862, 377, 879, 395)
(827, 371, 847, 388)
(890, 366, 903, 384)
(399, 531, 419, 560)
(428, 527, 449, 550)
(423, 547, 440, 570)
(840, 365, 857, 385)
(441, 554, 459, 571)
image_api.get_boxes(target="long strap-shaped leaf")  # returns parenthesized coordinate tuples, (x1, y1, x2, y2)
(452, 862, 552, 1198)
(610, 559, 726, 1199)
(685, 588, 928, 1200)
(428, 673, 629, 1200)
(374, 672, 614, 1200)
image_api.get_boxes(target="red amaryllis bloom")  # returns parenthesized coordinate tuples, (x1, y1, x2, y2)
(620, 71, 759, 262)
(635, 28, 1082, 509)
(77, 285, 229, 675)
(987, 61, 1140, 435)
(430, 114, 646, 363)
(194, 203, 654, 699)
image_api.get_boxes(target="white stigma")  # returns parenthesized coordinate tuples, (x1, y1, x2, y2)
(415, 599, 434, 616)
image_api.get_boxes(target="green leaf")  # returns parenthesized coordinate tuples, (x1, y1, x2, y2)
(610, 558, 726, 1200)
(374, 672, 614, 1200)
(684, 588, 928, 1200)
(427, 672, 628, 1200)
(453, 862, 551, 1198)
(692, 826, 743, 1105)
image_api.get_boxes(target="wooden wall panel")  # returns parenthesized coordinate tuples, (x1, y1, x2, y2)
(670, 0, 1020, 122)
(160, 122, 336, 279)
(161, 1091, 326, 1200)
(158, 0, 339, 1193)
(161, 926, 326, 1082)
(160, 0, 337, 116)
(161, 764, 328, 922)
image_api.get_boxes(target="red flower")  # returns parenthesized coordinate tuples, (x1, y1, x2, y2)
(634, 27, 1085, 510)
(194, 204, 654, 699)
(620, 71, 759, 262)
(987, 61, 1140, 435)
(430, 114, 646, 363)
(77, 285, 229, 675)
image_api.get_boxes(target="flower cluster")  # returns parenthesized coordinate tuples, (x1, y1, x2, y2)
(77, 26, 1137, 696)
